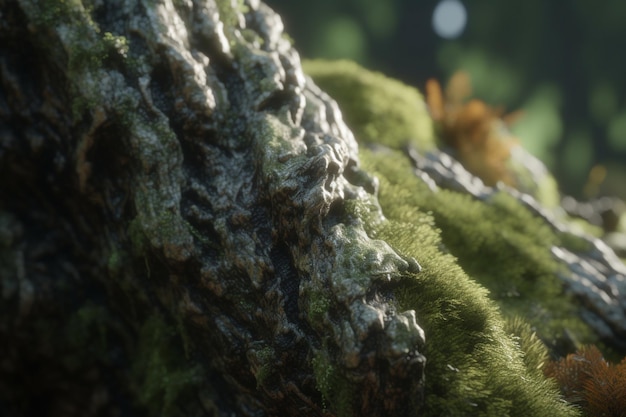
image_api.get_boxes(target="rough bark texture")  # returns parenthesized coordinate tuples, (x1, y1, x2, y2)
(2, 1, 626, 417)
(0, 1, 424, 416)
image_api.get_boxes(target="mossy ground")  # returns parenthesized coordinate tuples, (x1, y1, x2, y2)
(307, 60, 592, 416)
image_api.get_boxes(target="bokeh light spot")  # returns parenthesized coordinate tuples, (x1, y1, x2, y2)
(432, 0, 467, 39)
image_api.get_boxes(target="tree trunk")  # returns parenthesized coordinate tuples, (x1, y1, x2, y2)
(3, 1, 626, 417)
(0, 1, 424, 416)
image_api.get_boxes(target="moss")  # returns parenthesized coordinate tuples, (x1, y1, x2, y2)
(26, 0, 139, 121)
(311, 351, 334, 408)
(307, 290, 331, 323)
(31, 0, 86, 27)
(102, 32, 129, 57)
(28, 1, 104, 119)
(360, 148, 596, 347)
(254, 111, 310, 185)
(127, 207, 194, 263)
(131, 315, 202, 416)
(304, 59, 436, 151)
(535, 175, 561, 209)
(311, 350, 355, 417)
(504, 316, 551, 374)
(230, 40, 289, 109)
(557, 229, 594, 253)
(215, 0, 249, 31)
(251, 346, 275, 388)
(305, 60, 588, 414)
(350, 196, 579, 416)
(510, 156, 561, 209)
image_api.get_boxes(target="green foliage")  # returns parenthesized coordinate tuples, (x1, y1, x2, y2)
(131, 315, 202, 416)
(304, 59, 436, 151)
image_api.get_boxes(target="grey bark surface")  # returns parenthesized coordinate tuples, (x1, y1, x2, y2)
(0, 1, 424, 416)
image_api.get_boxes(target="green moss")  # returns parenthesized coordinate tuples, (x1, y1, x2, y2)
(28, 1, 103, 119)
(360, 148, 595, 346)
(533, 173, 561, 209)
(311, 350, 355, 417)
(27, 0, 139, 121)
(311, 351, 334, 408)
(127, 207, 194, 263)
(131, 315, 202, 416)
(304, 59, 436, 151)
(215, 0, 249, 31)
(307, 291, 331, 323)
(251, 346, 275, 388)
(350, 195, 579, 416)
(31, 0, 85, 27)
(557, 229, 594, 253)
(507, 148, 562, 208)
(254, 111, 310, 185)
(303, 60, 589, 414)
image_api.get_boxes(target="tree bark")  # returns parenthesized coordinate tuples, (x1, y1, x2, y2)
(0, 1, 424, 416)
(3, 1, 626, 416)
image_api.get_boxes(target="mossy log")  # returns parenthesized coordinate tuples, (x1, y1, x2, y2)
(1, 1, 624, 417)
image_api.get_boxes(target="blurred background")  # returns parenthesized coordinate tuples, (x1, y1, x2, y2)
(265, 0, 626, 200)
